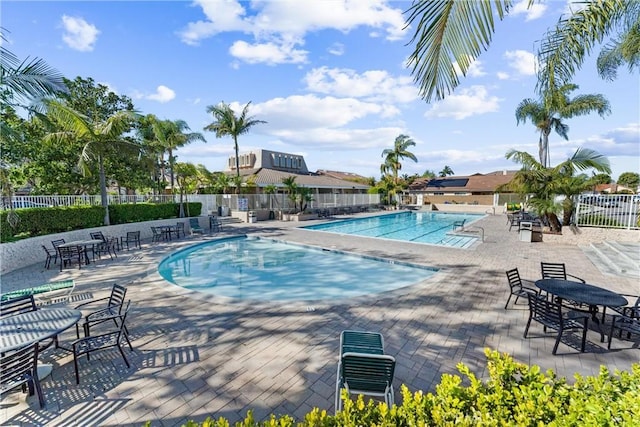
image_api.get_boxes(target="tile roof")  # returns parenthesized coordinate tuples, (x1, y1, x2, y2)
(409, 172, 516, 193)
(237, 168, 370, 190)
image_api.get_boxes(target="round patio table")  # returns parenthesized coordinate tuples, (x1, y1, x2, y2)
(535, 279, 628, 342)
(0, 307, 82, 353)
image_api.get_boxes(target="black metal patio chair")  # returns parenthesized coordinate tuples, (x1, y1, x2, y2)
(524, 293, 589, 355)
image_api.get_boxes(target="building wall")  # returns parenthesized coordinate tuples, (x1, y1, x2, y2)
(421, 194, 495, 205)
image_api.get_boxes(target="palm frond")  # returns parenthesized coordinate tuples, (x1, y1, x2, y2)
(405, 0, 512, 102)
(536, 0, 631, 93)
(0, 29, 67, 105)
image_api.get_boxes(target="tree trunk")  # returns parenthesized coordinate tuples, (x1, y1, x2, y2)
(234, 136, 240, 194)
(98, 155, 110, 226)
(540, 130, 551, 168)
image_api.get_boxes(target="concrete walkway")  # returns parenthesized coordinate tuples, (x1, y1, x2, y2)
(1, 213, 638, 426)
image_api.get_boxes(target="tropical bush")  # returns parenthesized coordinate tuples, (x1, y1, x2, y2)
(149, 350, 640, 427)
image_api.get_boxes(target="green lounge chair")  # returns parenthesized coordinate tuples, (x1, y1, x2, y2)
(335, 352, 396, 413)
(340, 330, 384, 355)
(189, 218, 204, 235)
(1, 279, 75, 306)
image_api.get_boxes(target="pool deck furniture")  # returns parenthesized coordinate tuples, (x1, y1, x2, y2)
(1, 279, 75, 306)
(535, 278, 628, 342)
(0, 343, 45, 408)
(58, 239, 104, 266)
(120, 231, 142, 250)
(41, 244, 58, 269)
(335, 352, 396, 413)
(74, 284, 128, 340)
(0, 307, 82, 354)
(504, 268, 538, 309)
(524, 293, 590, 355)
(72, 301, 132, 384)
(189, 218, 204, 235)
(340, 330, 384, 355)
(1, 213, 639, 424)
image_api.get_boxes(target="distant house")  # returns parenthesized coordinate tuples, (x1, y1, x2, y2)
(226, 149, 370, 195)
(594, 183, 634, 194)
(407, 171, 517, 205)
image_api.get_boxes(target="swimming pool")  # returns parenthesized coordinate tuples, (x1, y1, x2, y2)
(303, 211, 483, 247)
(158, 236, 438, 302)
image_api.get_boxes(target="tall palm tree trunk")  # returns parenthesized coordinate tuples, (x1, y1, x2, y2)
(540, 129, 552, 168)
(98, 155, 111, 225)
(233, 135, 240, 194)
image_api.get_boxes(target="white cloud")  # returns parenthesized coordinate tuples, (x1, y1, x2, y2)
(229, 39, 308, 65)
(61, 15, 99, 52)
(504, 50, 537, 76)
(510, 0, 547, 21)
(496, 72, 510, 80)
(424, 86, 501, 120)
(178, 0, 406, 64)
(453, 58, 486, 77)
(327, 42, 345, 56)
(250, 94, 400, 129)
(146, 85, 176, 103)
(269, 127, 404, 150)
(303, 67, 419, 104)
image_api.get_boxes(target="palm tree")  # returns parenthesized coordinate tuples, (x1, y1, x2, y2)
(203, 101, 266, 191)
(152, 119, 205, 192)
(173, 162, 199, 217)
(405, 0, 638, 102)
(381, 135, 418, 187)
(381, 134, 417, 208)
(439, 166, 454, 177)
(41, 99, 140, 225)
(1, 30, 66, 222)
(516, 84, 610, 168)
(505, 147, 611, 231)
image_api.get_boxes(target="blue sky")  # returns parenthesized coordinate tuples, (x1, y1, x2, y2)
(4, 0, 639, 181)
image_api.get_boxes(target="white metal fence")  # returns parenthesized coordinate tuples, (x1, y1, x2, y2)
(6, 193, 382, 215)
(574, 194, 639, 230)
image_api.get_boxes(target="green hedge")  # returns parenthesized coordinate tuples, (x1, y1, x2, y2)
(159, 350, 640, 427)
(0, 202, 202, 243)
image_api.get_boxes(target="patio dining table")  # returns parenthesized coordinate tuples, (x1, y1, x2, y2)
(535, 279, 628, 342)
(58, 239, 104, 264)
(1, 307, 82, 378)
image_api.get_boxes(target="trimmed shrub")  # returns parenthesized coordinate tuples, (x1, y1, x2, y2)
(0, 202, 202, 242)
(158, 349, 640, 427)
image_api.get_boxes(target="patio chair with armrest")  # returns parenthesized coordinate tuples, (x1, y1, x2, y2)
(335, 352, 396, 413)
(541, 262, 586, 283)
(1, 294, 37, 318)
(608, 308, 640, 349)
(90, 231, 119, 259)
(524, 293, 589, 355)
(72, 301, 132, 384)
(120, 231, 141, 250)
(541, 262, 588, 309)
(41, 245, 58, 269)
(74, 284, 128, 340)
(51, 239, 65, 256)
(0, 343, 45, 408)
(58, 245, 85, 271)
(504, 268, 538, 309)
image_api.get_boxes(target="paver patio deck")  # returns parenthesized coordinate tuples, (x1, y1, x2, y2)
(1, 212, 638, 426)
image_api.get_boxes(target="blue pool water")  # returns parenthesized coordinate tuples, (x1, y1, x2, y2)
(158, 236, 438, 302)
(303, 211, 483, 247)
